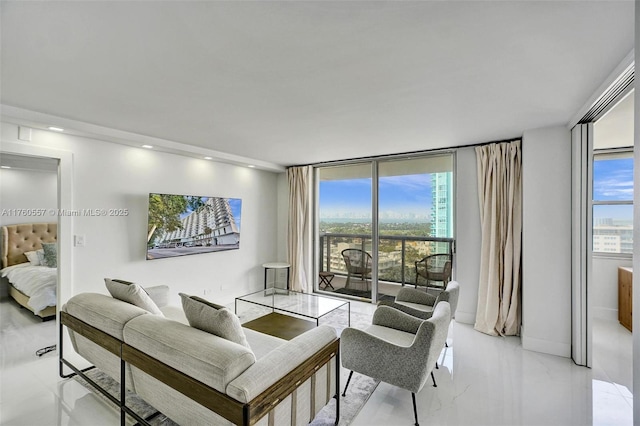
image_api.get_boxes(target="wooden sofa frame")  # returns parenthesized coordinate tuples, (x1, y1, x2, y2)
(59, 311, 341, 426)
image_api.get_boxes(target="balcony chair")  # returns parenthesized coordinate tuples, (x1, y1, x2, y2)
(341, 248, 372, 290)
(341, 302, 452, 426)
(414, 253, 452, 290)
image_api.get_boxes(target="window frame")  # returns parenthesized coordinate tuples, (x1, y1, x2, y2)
(313, 150, 456, 302)
(592, 147, 633, 258)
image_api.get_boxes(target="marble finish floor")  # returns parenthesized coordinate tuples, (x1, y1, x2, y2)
(0, 298, 633, 425)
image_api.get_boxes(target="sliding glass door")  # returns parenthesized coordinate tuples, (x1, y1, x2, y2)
(377, 155, 454, 301)
(315, 153, 455, 303)
(317, 163, 373, 300)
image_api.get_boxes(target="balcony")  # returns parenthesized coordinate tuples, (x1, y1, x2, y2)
(317, 232, 455, 300)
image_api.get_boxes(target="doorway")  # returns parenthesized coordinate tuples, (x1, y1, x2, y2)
(0, 140, 73, 359)
(590, 91, 633, 397)
(0, 153, 59, 361)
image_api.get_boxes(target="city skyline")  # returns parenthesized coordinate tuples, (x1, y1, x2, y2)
(319, 174, 434, 220)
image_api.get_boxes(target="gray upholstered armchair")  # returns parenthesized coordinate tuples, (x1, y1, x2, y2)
(379, 280, 460, 321)
(341, 302, 451, 426)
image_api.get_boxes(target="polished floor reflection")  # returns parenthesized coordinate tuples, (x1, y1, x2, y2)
(0, 298, 633, 425)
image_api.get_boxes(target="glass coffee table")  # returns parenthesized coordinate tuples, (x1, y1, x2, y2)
(235, 288, 350, 340)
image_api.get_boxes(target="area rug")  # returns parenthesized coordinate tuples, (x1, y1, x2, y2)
(310, 372, 380, 426)
(333, 287, 395, 302)
(76, 306, 377, 425)
(76, 368, 378, 426)
(73, 369, 176, 426)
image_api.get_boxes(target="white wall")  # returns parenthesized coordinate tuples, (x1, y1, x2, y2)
(454, 147, 482, 324)
(521, 125, 572, 357)
(592, 256, 632, 321)
(0, 167, 58, 226)
(1, 122, 280, 306)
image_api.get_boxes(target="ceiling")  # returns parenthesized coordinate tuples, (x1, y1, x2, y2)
(0, 1, 635, 168)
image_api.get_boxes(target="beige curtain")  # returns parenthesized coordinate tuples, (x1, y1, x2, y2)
(474, 141, 522, 336)
(287, 165, 313, 293)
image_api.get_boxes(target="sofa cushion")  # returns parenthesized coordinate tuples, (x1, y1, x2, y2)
(143, 285, 170, 308)
(227, 325, 337, 403)
(64, 293, 149, 340)
(242, 328, 285, 360)
(180, 293, 251, 349)
(159, 305, 188, 324)
(105, 278, 163, 316)
(124, 314, 256, 394)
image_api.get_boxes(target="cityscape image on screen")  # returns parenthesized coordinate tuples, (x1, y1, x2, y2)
(146, 193, 242, 260)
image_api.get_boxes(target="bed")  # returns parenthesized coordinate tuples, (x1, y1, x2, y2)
(1, 223, 57, 320)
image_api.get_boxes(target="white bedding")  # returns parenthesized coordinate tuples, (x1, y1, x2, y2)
(1, 263, 57, 315)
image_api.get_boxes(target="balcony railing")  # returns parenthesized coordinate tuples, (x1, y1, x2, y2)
(319, 233, 455, 287)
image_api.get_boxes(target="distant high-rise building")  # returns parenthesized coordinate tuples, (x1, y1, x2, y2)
(593, 223, 633, 254)
(430, 172, 453, 254)
(157, 197, 240, 247)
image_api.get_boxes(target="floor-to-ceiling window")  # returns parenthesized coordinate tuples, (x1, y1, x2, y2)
(317, 163, 374, 300)
(315, 153, 455, 302)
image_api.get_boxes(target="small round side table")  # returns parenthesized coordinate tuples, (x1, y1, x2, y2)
(262, 262, 291, 290)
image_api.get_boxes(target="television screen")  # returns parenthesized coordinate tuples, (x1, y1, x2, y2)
(146, 193, 242, 260)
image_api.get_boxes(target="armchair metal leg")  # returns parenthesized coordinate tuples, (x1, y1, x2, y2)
(445, 341, 449, 348)
(342, 371, 354, 397)
(411, 392, 419, 426)
(435, 361, 439, 369)
(431, 371, 437, 387)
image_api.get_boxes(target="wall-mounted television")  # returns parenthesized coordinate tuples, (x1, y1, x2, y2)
(146, 193, 242, 260)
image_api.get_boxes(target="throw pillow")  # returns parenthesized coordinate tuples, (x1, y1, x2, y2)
(179, 293, 251, 349)
(41, 243, 57, 268)
(36, 249, 46, 266)
(105, 278, 164, 316)
(24, 249, 44, 266)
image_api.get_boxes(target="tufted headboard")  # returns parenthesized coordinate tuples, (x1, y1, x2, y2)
(1, 223, 57, 268)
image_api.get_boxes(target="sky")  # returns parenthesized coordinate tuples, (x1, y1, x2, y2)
(593, 157, 633, 223)
(319, 173, 434, 220)
(593, 157, 633, 201)
(318, 158, 634, 224)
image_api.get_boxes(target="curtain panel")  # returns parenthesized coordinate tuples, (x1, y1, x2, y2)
(287, 165, 313, 293)
(474, 140, 522, 336)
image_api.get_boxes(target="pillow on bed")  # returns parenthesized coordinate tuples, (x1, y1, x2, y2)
(179, 293, 251, 349)
(105, 278, 164, 316)
(24, 249, 44, 266)
(41, 243, 57, 268)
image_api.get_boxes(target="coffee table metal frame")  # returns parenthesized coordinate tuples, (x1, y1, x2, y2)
(235, 287, 350, 327)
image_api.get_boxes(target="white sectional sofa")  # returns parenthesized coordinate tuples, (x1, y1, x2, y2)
(60, 286, 340, 426)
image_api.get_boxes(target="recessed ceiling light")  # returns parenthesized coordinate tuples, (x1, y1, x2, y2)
(142, 145, 153, 149)
(48, 126, 64, 132)
(1, 166, 11, 169)
(204, 156, 212, 160)
(248, 165, 256, 168)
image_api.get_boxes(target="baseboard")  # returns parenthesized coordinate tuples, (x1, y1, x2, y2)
(592, 307, 618, 322)
(521, 328, 571, 358)
(454, 310, 475, 325)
